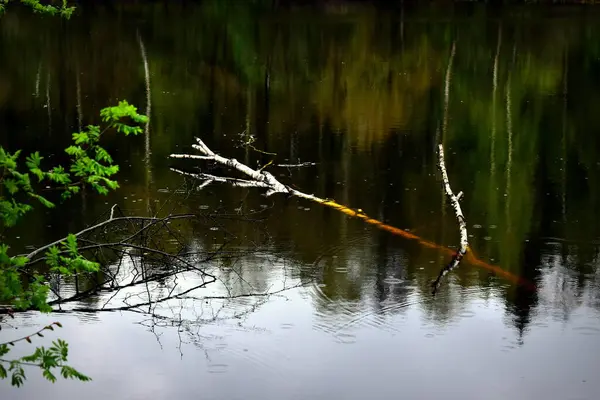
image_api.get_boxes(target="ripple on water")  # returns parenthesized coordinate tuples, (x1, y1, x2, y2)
(72, 312, 101, 323)
(382, 277, 404, 285)
(326, 300, 412, 336)
(207, 363, 229, 374)
(334, 332, 357, 344)
(458, 310, 477, 319)
(313, 322, 336, 334)
(500, 336, 521, 352)
(279, 323, 294, 330)
(500, 345, 517, 353)
(214, 342, 228, 350)
(572, 326, 600, 336)
(226, 346, 281, 372)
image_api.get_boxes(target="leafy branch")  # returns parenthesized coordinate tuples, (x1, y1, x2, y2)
(0, 323, 90, 387)
(0, 101, 147, 386)
(0, 0, 75, 18)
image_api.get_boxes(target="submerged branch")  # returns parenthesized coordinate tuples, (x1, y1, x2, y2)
(23, 212, 196, 261)
(0, 208, 232, 316)
(432, 144, 469, 294)
(169, 167, 272, 190)
(170, 138, 533, 291)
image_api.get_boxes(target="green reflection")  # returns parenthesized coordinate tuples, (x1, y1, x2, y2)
(1, 2, 600, 337)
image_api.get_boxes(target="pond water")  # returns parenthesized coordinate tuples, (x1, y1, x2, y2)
(2, 2, 600, 399)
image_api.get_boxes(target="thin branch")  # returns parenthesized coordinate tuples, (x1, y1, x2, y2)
(274, 162, 317, 168)
(23, 213, 196, 261)
(53, 279, 216, 313)
(169, 167, 272, 190)
(0, 322, 62, 346)
(432, 144, 469, 294)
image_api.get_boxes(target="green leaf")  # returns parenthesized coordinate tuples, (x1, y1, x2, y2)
(63, 234, 78, 257)
(10, 255, 29, 268)
(54, 339, 68, 361)
(21, 348, 41, 362)
(25, 151, 42, 168)
(9, 364, 25, 387)
(0, 364, 7, 379)
(46, 245, 61, 269)
(0, 147, 20, 169)
(0, 199, 32, 226)
(94, 147, 112, 163)
(29, 193, 55, 209)
(42, 369, 56, 383)
(0, 344, 9, 357)
(11, 170, 32, 191)
(47, 165, 71, 184)
(4, 179, 20, 194)
(60, 366, 91, 382)
(65, 145, 85, 158)
(86, 125, 101, 141)
(25, 152, 44, 180)
(72, 132, 89, 145)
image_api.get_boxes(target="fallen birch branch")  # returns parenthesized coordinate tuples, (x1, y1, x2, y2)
(432, 144, 469, 294)
(169, 167, 272, 191)
(275, 162, 317, 168)
(172, 138, 323, 199)
(170, 138, 533, 292)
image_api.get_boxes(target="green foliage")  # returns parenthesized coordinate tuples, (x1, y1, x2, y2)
(0, 101, 146, 386)
(0, 324, 91, 387)
(0, 0, 74, 18)
(46, 235, 100, 276)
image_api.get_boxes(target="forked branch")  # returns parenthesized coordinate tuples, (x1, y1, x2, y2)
(171, 138, 533, 292)
(432, 144, 469, 294)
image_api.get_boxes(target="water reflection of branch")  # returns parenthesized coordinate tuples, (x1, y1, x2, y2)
(0, 209, 229, 317)
(135, 280, 309, 346)
(505, 44, 517, 231)
(432, 144, 469, 295)
(57, 281, 216, 313)
(49, 240, 218, 308)
(442, 41, 456, 145)
(138, 30, 153, 214)
(180, 281, 307, 301)
(491, 24, 501, 179)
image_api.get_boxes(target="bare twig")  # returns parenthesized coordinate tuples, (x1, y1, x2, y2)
(54, 279, 216, 313)
(23, 213, 195, 261)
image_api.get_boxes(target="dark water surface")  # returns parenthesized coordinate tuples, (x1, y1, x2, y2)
(2, 2, 600, 399)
